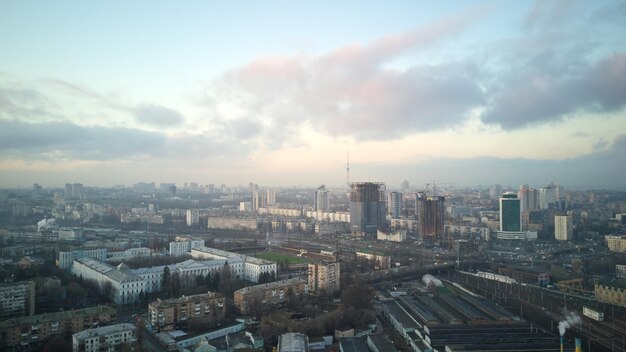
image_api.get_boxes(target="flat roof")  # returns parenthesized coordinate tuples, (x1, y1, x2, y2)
(73, 323, 135, 340)
(0, 306, 116, 327)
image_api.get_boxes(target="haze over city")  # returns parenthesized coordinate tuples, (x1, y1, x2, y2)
(1, 1, 625, 189)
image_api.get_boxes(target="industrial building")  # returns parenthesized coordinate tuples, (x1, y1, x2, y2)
(380, 280, 561, 352)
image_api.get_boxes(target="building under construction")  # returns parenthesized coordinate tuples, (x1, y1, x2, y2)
(415, 193, 445, 242)
(349, 182, 386, 237)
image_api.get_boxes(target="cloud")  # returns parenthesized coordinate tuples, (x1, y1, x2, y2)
(134, 104, 184, 127)
(0, 120, 166, 160)
(206, 8, 487, 142)
(481, 53, 626, 129)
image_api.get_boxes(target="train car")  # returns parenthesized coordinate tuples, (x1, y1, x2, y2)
(583, 306, 604, 321)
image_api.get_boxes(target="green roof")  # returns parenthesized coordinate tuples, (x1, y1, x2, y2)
(356, 248, 388, 256)
(0, 306, 116, 328)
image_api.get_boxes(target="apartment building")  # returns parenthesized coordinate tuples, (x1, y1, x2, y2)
(0, 280, 35, 320)
(234, 278, 308, 314)
(0, 306, 117, 349)
(148, 292, 225, 331)
(72, 323, 136, 352)
(308, 262, 340, 296)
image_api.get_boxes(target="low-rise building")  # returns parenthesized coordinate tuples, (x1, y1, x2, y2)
(57, 248, 108, 269)
(278, 332, 309, 352)
(148, 292, 226, 331)
(234, 278, 308, 314)
(356, 250, 391, 270)
(72, 323, 136, 352)
(595, 282, 626, 307)
(72, 258, 145, 304)
(0, 306, 117, 349)
(607, 235, 626, 253)
(376, 229, 407, 243)
(0, 281, 35, 320)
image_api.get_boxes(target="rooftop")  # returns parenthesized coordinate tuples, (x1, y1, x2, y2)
(0, 306, 116, 328)
(235, 278, 306, 294)
(73, 323, 135, 340)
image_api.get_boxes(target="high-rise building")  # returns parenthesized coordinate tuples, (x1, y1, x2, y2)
(539, 184, 556, 210)
(489, 184, 502, 199)
(314, 185, 330, 212)
(415, 194, 445, 241)
(387, 191, 402, 219)
(252, 190, 266, 212)
(518, 184, 538, 212)
(168, 185, 177, 198)
(554, 215, 573, 241)
(148, 292, 225, 331)
(500, 193, 521, 232)
(266, 189, 276, 206)
(349, 182, 387, 236)
(186, 209, 199, 226)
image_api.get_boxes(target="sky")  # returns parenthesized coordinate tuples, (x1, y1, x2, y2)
(0, 0, 625, 190)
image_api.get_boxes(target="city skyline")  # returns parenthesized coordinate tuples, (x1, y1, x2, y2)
(1, 1, 625, 189)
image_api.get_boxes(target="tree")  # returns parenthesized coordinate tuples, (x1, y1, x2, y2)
(162, 266, 171, 296)
(340, 283, 374, 310)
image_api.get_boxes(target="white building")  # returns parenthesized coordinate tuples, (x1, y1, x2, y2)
(186, 209, 200, 226)
(315, 185, 330, 212)
(106, 247, 152, 262)
(252, 191, 266, 212)
(554, 215, 573, 241)
(377, 229, 407, 242)
(239, 202, 252, 212)
(169, 239, 204, 257)
(57, 249, 108, 269)
(72, 259, 145, 304)
(57, 227, 84, 241)
(191, 246, 276, 283)
(72, 323, 136, 352)
(539, 186, 556, 210)
(266, 189, 276, 206)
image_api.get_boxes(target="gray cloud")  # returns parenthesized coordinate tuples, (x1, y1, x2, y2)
(481, 53, 626, 129)
(0, 120, 166, 160)
(134, 104, 184, 127)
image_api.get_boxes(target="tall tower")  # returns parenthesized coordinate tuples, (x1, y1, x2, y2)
(500, 192, 521, 232)
(315, 185, 330, 212)
(387, 191, 402, 219)
(349, 182, 386, 236)
(415, 193, 445, 242)
(554, 215, 573, 241)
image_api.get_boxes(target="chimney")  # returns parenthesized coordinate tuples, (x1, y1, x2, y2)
(560, 336, 564, 352)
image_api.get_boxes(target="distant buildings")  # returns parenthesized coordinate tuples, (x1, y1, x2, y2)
(207, 217, 258, 231)
(350, 182, 387, 236)
(499, 193, 521, 232)
(554, 215, 573, 241)
(0, 306, 117, 350)
(266, 189, 276, 206)
(252, 190, 266, 212)
(0, 281, 35, 320)
(72, 323, 136, 352)
(376, 229, 407, 242)
(148, 292, 225, 331)
(315, 185, 330, 212)
(387, 191, 402, 219)
(539, 184, 557, 210)
(186, 209, 199, 226)
(308, 262, 340, 296)
(234, 278, 308, 314)
(607, 235, 626, 252)
(518, 184, 538, 212)
(415, 194, 445, 241)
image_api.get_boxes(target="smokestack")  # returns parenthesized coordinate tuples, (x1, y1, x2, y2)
(560, 336, 564, 352)
(575, 338, 581, 352)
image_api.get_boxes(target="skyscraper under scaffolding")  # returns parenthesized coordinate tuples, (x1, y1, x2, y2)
(415, 193, 445, 242)
(350, 182, 386, 236)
